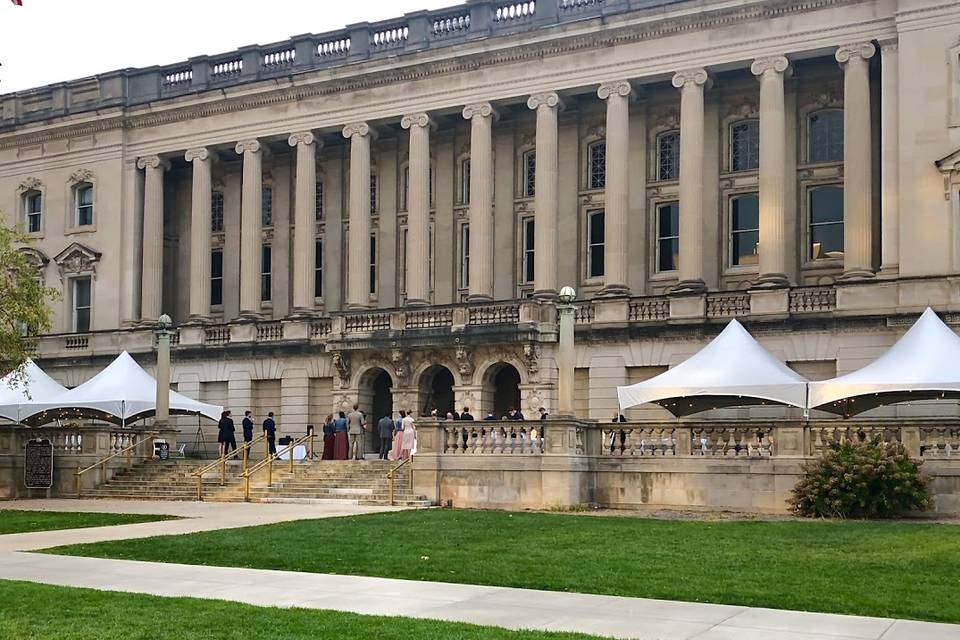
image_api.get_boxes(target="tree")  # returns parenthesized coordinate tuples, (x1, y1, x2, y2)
(0, 221, 58, 385)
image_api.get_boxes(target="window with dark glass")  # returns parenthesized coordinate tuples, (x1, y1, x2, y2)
(314, 240, 323, 298)
(211, 192, 224, 232)
(260, 245, 272, 301)
(588, 141, 606, 190)
(315, 182, 324, 220)
(656, 131, 680, 181)
(261, 186, 273, 227)
(210, 249, 223, 306)
(72, 277, 91, 333)
(370, 175, 378, 214)
(369, 234, 377, 294)
(809, 185, 844, 260)
(730, 194, 759, 266)
(460, 224, 470, 289)
(656, 201, 680, 272)
(523, 150, 536, 197)
(808, 110, 844, 163)
(401, 166, 409, 211)
(461, 159, 471, 205)
(24, 191, 42, 233)
(76, 184, 94, 226)
(587, 210, 605, 278)
(730, 120, 760, 172)
(522, 217, 535, 283)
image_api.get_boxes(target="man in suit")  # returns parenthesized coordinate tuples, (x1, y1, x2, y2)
(242, 411, 255, 445)
(347, 403, 366, 460)
(460, 406, 475, 421)
(262, 411, 277, 455)
(377, 413, 394, 460)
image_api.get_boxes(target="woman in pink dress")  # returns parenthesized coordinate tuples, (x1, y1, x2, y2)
(388, 410, 405, 461)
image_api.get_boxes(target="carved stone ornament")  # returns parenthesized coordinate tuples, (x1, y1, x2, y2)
(136, 155, 165, 170)
(234, 140, 262, 155)
(17, 177, 42, 193)
(332, 352, 351, 387)
(342, 122, 377, 140)
(462, 102, 498, 121)
(523, 343, 541, 383)
(184, 147, 210, 163)
(455, 345, 474, 379)
(835, 42, 876, 65)
(287, 131, 316, 148)
(67, 168, 94, 185)
(18, 247, 49, 272)
(390, 349, 411, 385)
(750, 55, 790, 78)
(671, 68, 709, 90)
(527, 92, 563, 111)
(53, 242, 101, 281)
(400, 112, 433, 130)
(597, 80, 633, 101)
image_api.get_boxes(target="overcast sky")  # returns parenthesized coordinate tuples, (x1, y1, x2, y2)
(0, 0, 458, 93)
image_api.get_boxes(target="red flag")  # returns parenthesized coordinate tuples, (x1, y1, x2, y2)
(11, 1, 23, 6)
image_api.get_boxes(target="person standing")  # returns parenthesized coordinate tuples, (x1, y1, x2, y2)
(333, 411, 349, 460)
(216, 410, 234, 458)
(460, 406, 475, 421)
(346, 403, 366, 461)
(538, 407, 549, 420)
(321, 413, 335, 460)
(263, 411, 277, 456)
(400, 410, 417, 460)
(389, 410, 405, 461)
(241, 410, 254, 447)
(377, 412, 394, 460)
(611, 411, 627, 454)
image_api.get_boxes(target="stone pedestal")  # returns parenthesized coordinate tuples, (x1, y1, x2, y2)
(669, 294, 706, 320)
(749, 288, 789, 318)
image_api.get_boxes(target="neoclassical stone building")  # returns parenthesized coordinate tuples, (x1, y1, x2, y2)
(3, 0, 960, 450)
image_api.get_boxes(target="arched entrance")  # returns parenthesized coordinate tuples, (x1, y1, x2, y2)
(482, 362, 521, 420)
(358, 368, 393, 453)
(418, 365, 455, 417)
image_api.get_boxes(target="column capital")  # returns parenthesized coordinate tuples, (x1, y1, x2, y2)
(835, 41, 876, 65)
(342, 122, 378, 140)
(671, 68, 709, 90)
(234, 139, 262, 155)
(750, 55, 790, 78)
(136, 155, 168, 171)
(287, 131, 318, 148)
(597, 80, 634, 101)
(400, 112, 435, 130)
(184, 147, 210, 163)
(527, 91, 564, 111)
(462, 102, 499, 121)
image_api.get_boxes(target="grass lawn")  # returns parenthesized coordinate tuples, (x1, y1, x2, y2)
(0, 509, 173, 535)
(47, 509, 960, 624)
(0, 580, 599, 640)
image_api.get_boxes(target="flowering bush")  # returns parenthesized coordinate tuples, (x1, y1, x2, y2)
(790, 439, 931, 518)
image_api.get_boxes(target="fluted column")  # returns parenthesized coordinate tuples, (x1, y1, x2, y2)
(836, 42, 876, 279)
(185, 148, 213, 320)
(342, 122, 377, 309)
(401, 113, 433, 306)
(879, 39, 899, 277)
(672, 69, 708, 292)
(137, 155, 167, 322)
(235, 139, 264, 317)
(462, 102, 497, 302)
(751, 56, 790, 287)
(289, 131, 319, 313)
(527, 91, 563, 299)
(598, 81, 633, 296)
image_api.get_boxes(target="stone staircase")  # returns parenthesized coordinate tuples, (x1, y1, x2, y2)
(82, 458, 431, 506)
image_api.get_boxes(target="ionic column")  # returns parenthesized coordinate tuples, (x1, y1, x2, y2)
(288, 131, 319, 313)
(597, 81, 633, 296)
(527, 91, 563, 299)
(671, 68, 709, 292)
(401, 113, 434, 307)
(235, 139, 264, 317)
(462, 102, 498, 302)
(751, 56, 790, 287)
(137, 155, 167, 322)
(836, 42, 876, 279)
(879, 39, 899, 277)
(185, 147, 213, 320)
(342, 122, 377, 309)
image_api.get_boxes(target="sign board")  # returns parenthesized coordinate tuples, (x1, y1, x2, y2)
(155, 441, 170, 460)
(24, 438, 53, 490)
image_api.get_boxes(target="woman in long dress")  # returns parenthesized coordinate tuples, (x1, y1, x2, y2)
(321, 413, 335, 460)
(388, 410, 405, 461)
(400, 413, 417, 461)
(333, 411, 350, 460)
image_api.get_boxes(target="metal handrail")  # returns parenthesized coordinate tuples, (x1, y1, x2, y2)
(75, 433, 154, 498)
(387, 457, 413, 506)
(192, 433, 269, 501)
(240, 432, 315, 501)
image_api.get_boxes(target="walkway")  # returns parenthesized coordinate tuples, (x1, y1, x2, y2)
(1, 500, 957, 640)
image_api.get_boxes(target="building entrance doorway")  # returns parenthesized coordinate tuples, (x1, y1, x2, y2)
(482, 362, 521, 419)
(358, 368, 393, 453)
(418, 365, 455, 417)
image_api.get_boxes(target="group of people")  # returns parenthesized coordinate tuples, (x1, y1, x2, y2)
(320, 404, 417, 462)
(216, 409, 277, 457)
(430, 406, 551, 422)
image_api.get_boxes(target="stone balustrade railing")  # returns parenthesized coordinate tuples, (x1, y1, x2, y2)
(442, 421, 546, 454)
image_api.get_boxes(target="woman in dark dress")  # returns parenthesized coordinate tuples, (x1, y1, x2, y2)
(333, 411, 349, 460)
(216, 410, 234, 458)
(321, 413, 336, 460)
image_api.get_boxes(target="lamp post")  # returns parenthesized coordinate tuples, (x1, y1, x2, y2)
(556, 286, 576, 417)
(154, 313, 173, 427)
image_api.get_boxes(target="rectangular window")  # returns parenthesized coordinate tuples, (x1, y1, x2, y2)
(521, 217, 535, 283)
(657, 132, 680, 181)
(400, 228, 408, 295)
(589, 141, 606, 190)
(370, 175, 378, 214)
(72, 277, 91, 333)
(461, 159, 471, 205)
(460, 224, 470, 289)
(25, 192, 42, 234)
(523, 151, 536, 197)
(656, 201, 680, 272)
(730, 194, 760, 266)
(369, 234, 377, 295)
(809, 185, 844, 260)
(261, 186, 273, 227)
(314, 239, 323, 299)
(210, 249, 223, 306)
(587, 210, 605, 278)
(401, 167, 409, 212)
(730, 121, 760, 172)
(315, 182, 324, 220)
(260, 245, 272, 302)
(211, 192, 224, 233)
(76, 185, 94, 226)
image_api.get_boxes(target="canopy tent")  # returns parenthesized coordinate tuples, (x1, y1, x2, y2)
(809, 307, 960, 417)
(0, 359, 69, 422)
(616, 319, 810, 417)
(18, 351, 222, 425)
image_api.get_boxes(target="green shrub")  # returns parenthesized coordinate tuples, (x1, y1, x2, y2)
(790, 438, 931, 519)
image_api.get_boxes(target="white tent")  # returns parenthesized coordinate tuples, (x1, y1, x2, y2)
(19, 351, 222, 425)
(617, 319, 810, 417)
(809, 307, 960, 417)
(0, 359, 69, 422)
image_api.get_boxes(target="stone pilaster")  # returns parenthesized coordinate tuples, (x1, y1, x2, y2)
(751, 56, 790, 287)
(342, 122, 377, 309)
(288, 131, 320, 313)
(527, 91, 563, 299)
(401, 113, 433, 306)
(836, 42, 876, 279)
(597, 81, 633, 296)
(879, 39, 900, 277)
(234, 139, 264, 317)
(462, 102, 497, 301)
(671, 69, 709, 293)
(136, 155, 167, 322)
(185, 147, 213, 320)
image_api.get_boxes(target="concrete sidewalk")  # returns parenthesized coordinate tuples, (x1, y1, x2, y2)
(0, 499, 958, 640)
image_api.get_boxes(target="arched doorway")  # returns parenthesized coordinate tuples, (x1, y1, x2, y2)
(418, 365, 455, 417)
(358, 368, 393, 453)
(482, 362, 521, 420)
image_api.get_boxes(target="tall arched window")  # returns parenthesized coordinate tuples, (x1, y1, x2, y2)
(656, 131, 680, 181)
(729, 120, 759, 172)
(75, 183, 94, 226)
(808, 109, 844, 163)
(588, 140, 606, 189)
